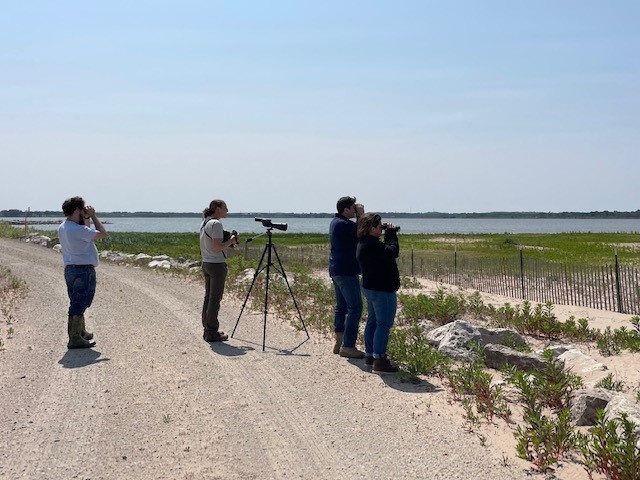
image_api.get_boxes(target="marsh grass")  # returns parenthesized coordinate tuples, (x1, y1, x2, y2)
(406, 233, 640, 266)
(0, 224, 23, 239)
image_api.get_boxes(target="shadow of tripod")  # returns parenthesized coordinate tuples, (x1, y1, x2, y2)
(231, 227, 310, 350)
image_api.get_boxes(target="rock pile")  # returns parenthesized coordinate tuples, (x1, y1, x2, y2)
(423, 319, 640, 428)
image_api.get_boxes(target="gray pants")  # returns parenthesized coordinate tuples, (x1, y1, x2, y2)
(202, 262, 228, 333)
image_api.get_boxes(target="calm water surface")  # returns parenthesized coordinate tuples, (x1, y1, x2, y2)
(6, 217, 640, 234)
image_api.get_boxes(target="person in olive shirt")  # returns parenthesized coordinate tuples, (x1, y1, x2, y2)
(356, 213, 400, 373)
(199, 199, 237, 342)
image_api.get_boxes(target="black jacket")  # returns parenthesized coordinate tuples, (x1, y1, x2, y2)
(356, 230, 400, 292)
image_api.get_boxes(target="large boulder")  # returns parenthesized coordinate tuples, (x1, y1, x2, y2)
(484, 344, 548, 371)
(426, 320, 526, 363)
(605, 395, 640, 431)
(570, 388, 612, 426)
(426, 320, 482, 362)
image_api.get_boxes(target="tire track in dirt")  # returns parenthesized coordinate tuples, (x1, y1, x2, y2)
(105, 268, 340, 478)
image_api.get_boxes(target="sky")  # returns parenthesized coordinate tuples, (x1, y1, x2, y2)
(1, 1, 639, 214)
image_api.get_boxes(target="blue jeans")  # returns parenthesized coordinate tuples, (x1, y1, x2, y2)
(362, 287, 397, 358)
(331, 275, 363, 348)
(64, 265, 97, 316)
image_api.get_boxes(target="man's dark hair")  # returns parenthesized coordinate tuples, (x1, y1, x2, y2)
(62, 196, 85, 216)
(336, 196, 356, 214)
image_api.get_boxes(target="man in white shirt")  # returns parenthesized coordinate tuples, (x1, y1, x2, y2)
(57, 196, 107, 349)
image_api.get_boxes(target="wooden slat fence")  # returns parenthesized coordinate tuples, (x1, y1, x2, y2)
(237, 245, 640, 315)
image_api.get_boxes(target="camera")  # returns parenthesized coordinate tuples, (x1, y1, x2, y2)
(223, 229, 239, 246)
(381, 223, 400, 232)
(255, 217, 288, 231)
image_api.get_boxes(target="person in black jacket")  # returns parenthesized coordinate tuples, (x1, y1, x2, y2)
(356, 213, 400, 374)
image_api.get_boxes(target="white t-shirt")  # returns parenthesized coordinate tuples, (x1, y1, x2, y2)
(200, 218, 226, 263)
(57, 220, 99, 266)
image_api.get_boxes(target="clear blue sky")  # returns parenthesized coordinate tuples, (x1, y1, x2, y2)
(2, 1, 639, 213)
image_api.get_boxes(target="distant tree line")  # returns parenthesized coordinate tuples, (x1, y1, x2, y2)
(2, 209, 640, 219)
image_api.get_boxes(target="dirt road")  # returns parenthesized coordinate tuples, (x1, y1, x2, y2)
(0, 238, 529, 480)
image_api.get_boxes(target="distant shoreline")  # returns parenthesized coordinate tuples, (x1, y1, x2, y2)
(2, 210, 640, 219)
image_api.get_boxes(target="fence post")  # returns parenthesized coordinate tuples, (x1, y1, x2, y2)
(411, 246, 414, 277)
(454, 243, 457, 285)
(519, 245, 525, 299)
(614, 249, 623, 313)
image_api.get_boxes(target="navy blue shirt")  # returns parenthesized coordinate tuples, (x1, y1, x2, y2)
(329, 214, 360, 276)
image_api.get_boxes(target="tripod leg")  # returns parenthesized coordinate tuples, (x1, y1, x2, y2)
(262, 254, 270, 351)
(231, 244, 269, 337)
(271, 244, 310, 339)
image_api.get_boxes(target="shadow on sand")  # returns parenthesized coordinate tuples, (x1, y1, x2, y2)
(224, 335, 312, 357)
(346, 358, 442, 393)
(58, 348, 110, 369)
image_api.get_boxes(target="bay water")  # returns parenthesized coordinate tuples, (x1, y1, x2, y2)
(5, 216, 640, 234)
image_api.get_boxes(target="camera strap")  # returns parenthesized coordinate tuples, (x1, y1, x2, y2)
(200, 219, 227, 259)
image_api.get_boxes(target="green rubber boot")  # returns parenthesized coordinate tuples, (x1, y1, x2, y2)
(80, 316, 94, 341)
(68, 315, 96, 349)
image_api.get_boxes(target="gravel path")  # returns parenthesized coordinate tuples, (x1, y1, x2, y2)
(0, 238, 531, 480)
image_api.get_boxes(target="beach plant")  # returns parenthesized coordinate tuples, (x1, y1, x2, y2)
(505, 350, 583, 411)
(578, 410, 640, 480)
(445, 355, 511, 423)
(387, 323, 450, 377)
(595, 373, 626, 393)
(398, 289, 466, 325)
(514, 407, 577, 473)
(0, 266, 27, 345)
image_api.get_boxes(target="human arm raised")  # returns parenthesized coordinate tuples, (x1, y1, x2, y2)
(84, 206, 107, 240)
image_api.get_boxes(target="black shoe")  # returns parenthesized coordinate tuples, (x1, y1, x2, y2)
(365, 356, 374, 367)
(372, 356, 399, 374)
(204, 331, 229, 342)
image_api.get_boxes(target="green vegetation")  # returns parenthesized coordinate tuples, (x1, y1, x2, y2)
(595, 373, 626, 392)
(0, 223, 23, 239)
(0, 265, 28, 350)
(578, 410, 640, 480)
(404, 232, 640, 266)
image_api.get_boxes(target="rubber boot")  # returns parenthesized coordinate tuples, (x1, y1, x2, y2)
(333, 332, 343, 354)
(80, 315, 94, 341)
(68, 315, 96, 349)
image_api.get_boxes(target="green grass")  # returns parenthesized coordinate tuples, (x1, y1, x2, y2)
(0, 223, 24, 239)
(2, 226, 638, 267)
(403, 233, 640, 266)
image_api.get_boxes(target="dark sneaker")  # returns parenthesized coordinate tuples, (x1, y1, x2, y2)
(339, 346, 365, 359)
(365, 356, 374, 368)
(372, 356, 399, 374)
(203, 331, 229, 342)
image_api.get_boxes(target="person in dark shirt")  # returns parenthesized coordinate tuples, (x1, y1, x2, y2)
(356, 213, 400, 373)
(329, 196, 365, 358)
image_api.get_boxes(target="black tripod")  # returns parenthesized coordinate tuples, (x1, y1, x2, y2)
(231, 228, 310, 350)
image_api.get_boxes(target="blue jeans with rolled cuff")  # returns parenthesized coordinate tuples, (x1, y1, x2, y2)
(362, 287, 397, 358)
